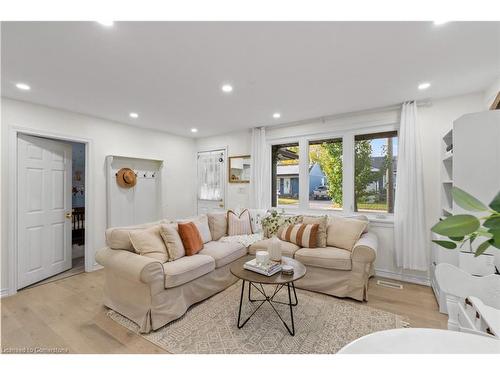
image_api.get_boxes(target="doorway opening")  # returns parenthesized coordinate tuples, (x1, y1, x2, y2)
(17, 135, 86, 289)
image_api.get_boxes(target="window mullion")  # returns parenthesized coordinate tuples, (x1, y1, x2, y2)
(298, 138, 309, 211)
(342, 134, 355, 214)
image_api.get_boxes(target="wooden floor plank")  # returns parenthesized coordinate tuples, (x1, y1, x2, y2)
(1, 269, 447, 353)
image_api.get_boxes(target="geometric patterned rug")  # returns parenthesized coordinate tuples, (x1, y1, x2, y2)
(107, 281, 408, 354)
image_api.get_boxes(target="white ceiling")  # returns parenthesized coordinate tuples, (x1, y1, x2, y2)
(2, 21, 499, 137)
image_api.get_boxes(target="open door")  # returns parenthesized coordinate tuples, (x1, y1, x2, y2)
(17, 134, 72, 289)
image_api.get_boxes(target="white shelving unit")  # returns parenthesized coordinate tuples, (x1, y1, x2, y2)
(440, 129, 454, 219)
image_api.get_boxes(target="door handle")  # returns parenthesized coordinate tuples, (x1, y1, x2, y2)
(65, 212, 73, 219)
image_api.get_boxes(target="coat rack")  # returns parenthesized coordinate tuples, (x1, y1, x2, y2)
(106, 155, 164, 228)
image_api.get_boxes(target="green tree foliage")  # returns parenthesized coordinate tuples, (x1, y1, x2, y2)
(354, 140, 376, 209)
(309, 142, 343, 206)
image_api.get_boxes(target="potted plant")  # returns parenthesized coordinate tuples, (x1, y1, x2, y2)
(431, 187, 500, 276)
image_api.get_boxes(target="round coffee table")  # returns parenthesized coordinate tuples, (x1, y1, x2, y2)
(230, 255, 306, 336)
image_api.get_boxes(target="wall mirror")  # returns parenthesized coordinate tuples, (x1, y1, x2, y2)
(228, 155, 251, 183)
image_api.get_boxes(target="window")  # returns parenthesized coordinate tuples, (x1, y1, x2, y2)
(271, 143, 299, 208)
(197, 150, 225, 200)
(308, 138, 343, 210)
(354, 131, 398, 213)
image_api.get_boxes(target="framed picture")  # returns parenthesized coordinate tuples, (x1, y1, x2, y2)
(228, 155, 251, 183)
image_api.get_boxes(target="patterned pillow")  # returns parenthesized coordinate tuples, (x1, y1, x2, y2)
(227, 209, 253, 236)
(261, 210, 303, 238)
(280, 223, 319, 248)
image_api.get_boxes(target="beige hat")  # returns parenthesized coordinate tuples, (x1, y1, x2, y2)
(116, 168, 137, 188)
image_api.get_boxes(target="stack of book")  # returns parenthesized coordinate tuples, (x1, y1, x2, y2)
(244, 258, 282, 276)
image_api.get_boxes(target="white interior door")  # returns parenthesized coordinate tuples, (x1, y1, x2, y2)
(17, 134, 72, 289)
(197, 149, 226, 214)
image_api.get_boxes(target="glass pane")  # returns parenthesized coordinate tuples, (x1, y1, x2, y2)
(271, 143, 299, 208)
(198, 151, 224, 200)
(354, 131, 398, 213)
(308, 139, 343, 210)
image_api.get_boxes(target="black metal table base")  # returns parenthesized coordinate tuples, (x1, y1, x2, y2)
(237, 280, 298, 336)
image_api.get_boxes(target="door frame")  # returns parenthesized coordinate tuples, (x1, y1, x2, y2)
(7, 126, 94, 296)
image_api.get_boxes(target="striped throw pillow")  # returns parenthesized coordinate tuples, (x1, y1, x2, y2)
(227, 209, 253, 236)
(280, 223, 319, 248)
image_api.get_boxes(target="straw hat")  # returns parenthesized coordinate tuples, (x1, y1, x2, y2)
(116, 168, 137, 188)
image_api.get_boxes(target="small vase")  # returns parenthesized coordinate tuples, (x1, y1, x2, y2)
(268, 235, 282, 262)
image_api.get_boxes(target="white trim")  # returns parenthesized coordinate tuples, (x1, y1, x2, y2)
(6, 125, 94, 296)
(375, 268, 430, 286)
(0, 288, 8, 298)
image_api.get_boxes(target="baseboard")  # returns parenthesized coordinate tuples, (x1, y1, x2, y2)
(92, 263, 103, 271)
(1, 288, 9, 298)
(375, 268, 430, 286)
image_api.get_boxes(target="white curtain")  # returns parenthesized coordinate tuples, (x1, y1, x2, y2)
(394, 101, 428, 271)
(250, 127, 271, 209)
(198, 151, 223, 200)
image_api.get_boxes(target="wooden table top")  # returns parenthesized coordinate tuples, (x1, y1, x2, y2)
(230, 255, 306, 285)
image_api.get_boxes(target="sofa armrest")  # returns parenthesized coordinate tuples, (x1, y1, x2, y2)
(95, 247, 164, 284)
(351, 232, 377, 263)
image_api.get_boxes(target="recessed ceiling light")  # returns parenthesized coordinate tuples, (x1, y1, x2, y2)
(221, 84, 233, 93)
(129, 112, 139, 118)
(191, 128, 198, 133)
(418, 82, 431, 90)
(433, 21, 449, 26)
(273, 113, 281, 119)
(97, 20, 114, 27)
(15, 82, 31, 91)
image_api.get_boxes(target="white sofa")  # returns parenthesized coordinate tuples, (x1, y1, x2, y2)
(96, 214, 377, 333)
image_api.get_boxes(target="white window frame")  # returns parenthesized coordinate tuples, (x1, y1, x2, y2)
(268, 123, 398, 220)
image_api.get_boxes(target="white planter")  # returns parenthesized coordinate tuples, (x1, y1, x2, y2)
(458, 251, 495, 276)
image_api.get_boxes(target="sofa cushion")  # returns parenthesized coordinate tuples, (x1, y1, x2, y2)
(159, 223, 185, 261)
(105, 220, 166, 251)
(302, 215, 328, 247)
(207, 211, 227, 240)
(227, 209, 253, 236)
(129, 225, 169, 262)
(248, 238, 300, 258)
(280, 223, 319, 248)
(178, 214, 212, 243)
(163, 254, 215, 288)
(294, 247, 352, 270)
(178, 222, 204, 255)
(326, 217, 368, 251)
(199, 241, 247, 268)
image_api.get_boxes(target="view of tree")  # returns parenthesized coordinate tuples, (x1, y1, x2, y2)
(354, 140, 377, 210)
(309, 141, 343, 206)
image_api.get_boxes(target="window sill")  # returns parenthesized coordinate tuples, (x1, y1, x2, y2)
(272, 207, 395, 225)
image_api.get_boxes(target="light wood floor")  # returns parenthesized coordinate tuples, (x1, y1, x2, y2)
(1, 270, 447, 354)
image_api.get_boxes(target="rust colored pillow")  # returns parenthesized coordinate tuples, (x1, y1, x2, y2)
(178, 222, 203, 255)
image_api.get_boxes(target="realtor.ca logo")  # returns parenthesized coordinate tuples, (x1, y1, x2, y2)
(2, 347, 69, 354)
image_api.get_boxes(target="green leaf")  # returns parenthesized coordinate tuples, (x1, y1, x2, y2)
(483, 216, 500, 230)
(431, 214, 480, 237)
(489, 229, 500, 249)
(489, 191, 500, 212)
(474, 240, 491, 257)
(451, 187, 488, 212)
(449, 236, 464, 241)
(432, 240, 457, 249)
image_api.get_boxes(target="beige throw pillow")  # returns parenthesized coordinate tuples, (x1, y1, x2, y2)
(227, 209, 253, 236)
(302, 215, 327, 247)
(159, 223, 185, 261)
(178, 214, 212, 243)
(326, 217, 368, 251)
(129, 225, 169, 262)
(207, 211, 227, 240)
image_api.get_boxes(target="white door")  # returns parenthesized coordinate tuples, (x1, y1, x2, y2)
(17, 134, 73, 289)
(197, 149, 226, 214)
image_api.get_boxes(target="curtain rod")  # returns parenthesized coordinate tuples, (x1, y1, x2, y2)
(262, 99, 432, 131)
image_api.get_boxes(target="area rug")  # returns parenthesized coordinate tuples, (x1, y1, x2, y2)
(107, 281, 408, 354)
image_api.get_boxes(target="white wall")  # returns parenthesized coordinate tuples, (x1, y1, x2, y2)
(1, 98, 197, 294)
(483, 75, 500, 110)
(196, 129, 252, 211)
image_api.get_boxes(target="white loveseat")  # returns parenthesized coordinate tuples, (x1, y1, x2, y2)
(96, 213, 377, 333)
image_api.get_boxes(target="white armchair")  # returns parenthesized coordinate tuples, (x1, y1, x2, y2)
(435, 263, 500, 339)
